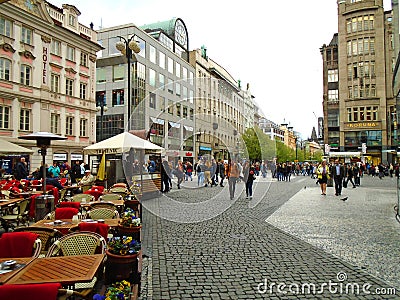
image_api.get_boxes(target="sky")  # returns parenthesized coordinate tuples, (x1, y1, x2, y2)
(49, 0, 393, 139)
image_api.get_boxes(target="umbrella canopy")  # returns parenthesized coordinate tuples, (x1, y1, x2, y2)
(0, 138, 34, 155)
(83, 132, 164, 155)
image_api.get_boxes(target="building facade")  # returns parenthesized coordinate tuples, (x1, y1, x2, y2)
(0, 0, 101, 171)
(321, 0, 396, 164)
(188, 48, 245, 160)
(96, 18, 196, 164)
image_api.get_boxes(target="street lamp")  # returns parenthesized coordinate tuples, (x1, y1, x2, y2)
(115, 36, 140, 131)
(96, 102, 108, 142)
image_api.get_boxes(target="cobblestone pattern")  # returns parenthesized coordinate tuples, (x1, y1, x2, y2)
(140, 175, 399, 299)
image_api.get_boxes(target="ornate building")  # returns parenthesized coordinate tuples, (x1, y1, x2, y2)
(0, 0, 101, 171)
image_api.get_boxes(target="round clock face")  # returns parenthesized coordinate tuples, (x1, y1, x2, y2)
(175, 20, 187, 49)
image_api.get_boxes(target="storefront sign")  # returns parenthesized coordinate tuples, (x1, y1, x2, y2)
(345, 122, 379, 129)
(42, 46, 49, 85)
(199, 146, 211, 151)
(53, 153, 67, 161)
(71, 154, 83, 161)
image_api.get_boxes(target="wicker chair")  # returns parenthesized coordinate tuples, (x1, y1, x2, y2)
(1, 198, 30, 229)
(89, 202, 117, 211)
(108, 186, 129, 196)
(46, 232, 106, 297)
(98, 193, 122, 201)
(14, 226, 63, 257)
(87, 208, 119, 220)
(71, 193, 95, 203)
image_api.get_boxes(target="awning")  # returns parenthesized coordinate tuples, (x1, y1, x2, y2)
(183, 125, 193, 131)
(169, 121, 180, 128)
(328, 151, 362, 157)
(0, 138, 34, 155)
(150, 117, 165, 125)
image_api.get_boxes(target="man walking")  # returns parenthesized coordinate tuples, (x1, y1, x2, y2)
(15, 157, 28, 180)
(331, 159, 345, 196)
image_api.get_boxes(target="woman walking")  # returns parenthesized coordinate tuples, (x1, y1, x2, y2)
(244, 162, 255, 199)
(227, 159, 239, 200)
(316, 160, 329, 195)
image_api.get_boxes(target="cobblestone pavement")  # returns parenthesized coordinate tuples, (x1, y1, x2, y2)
(140, 174, 400, 299)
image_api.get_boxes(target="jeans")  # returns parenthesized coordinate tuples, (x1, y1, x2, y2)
(246, 181, 253, 197)
(228, 177, 237, 199)
(197, 172, 204, 186)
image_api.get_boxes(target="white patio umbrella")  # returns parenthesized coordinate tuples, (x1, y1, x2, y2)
(0, 138, 34, 155)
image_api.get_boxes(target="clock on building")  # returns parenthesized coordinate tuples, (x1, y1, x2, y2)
(174, 19, 188, 49)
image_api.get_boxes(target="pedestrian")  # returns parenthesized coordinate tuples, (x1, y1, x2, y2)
(196, 160, 204, 186)
(378, 163, 384, 179)
(217, 159, 225, 187)
(48, 161, 61, 178)
(71, 160, 82, 184)
(345, 164, 356, 188)
(227, 159, 239, 200)
(244, 162, 255, 199)
(185, 161, 193, 181)
(174, 160, 185, 189)
(330, 159, 345, 196)
(161, 159, 171, 193)
(15, 157, 28, 180)
(204, 160, 212, 187)
(316, 160, 329, 195)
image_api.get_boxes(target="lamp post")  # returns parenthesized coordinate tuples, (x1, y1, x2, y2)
(96, 102, 108, 142)
(115, 36, 140, 131)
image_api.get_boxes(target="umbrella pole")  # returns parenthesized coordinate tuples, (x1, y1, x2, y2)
(41, 147, 46, 195)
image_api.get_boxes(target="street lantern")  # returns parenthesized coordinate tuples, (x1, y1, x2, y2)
(116, 36, 140, 131)
(18, 132, 67, 194)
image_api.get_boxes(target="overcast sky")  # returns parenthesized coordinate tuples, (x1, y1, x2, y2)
(49, 0, 393, 139)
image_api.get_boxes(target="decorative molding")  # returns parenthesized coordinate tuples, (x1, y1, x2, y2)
(79, 72, 90, 78)
(65, 67, 77, 74)
(18, 50, 36, 60)
(89, 55, 97, 62)
(41, 35, 51, 43)
(49, 62, 63, 69)
(1, 43, 16, 53)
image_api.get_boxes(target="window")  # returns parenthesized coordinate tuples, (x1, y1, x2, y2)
(159, 52, 165, 69)
(66, 46, 75, 61)
(328, 69, 338, 82)
(183, 106, 187, 118)
(50, 113, 60, 134)
(168, 100, 173, 114)
(113, 65, 124, 81)
(328, 90, 338, 102)
(167, 57, 173, 74)
(176, 62, 181, 78)
(68, 15, 76, 27)
(66, 116, 74, 135)
(149, 45, 156, 64)
(176, 103, 181, 117)
(167, 78, 173, 94)
(149, 69, 156, 87)
(159, 96, 165, 111)
(0, 106, 10, 129)
(80, 119, 87, 137)
(21, 26, 32, 44)
(175, 82, 181, 96)
(0, 16, 12, 37)
(182, 86, 188, 100)
(80, 52, 88, 67)
(0, 58, 11, 81)
(51, 40, 61, 56)
(19, 109, 30, 131)
(79, 82, 87, 99)
(66, 79, 74, 96)
(50, 74, 60, 93)
(149, 92, 156, 109)
(20, 65, 31, 85)
(189, 108, 193, 120)
(97, 68, 106, 83)
(348, 106, 379, 122)
(112, 89, 124, 106)
(159, 73, 165, 90)
(182, 67, 187, 81)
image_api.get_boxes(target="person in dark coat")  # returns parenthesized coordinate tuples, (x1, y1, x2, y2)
(330, 159, 345, 196)
(70, 160, 82, 184)
(15, 157, 28, 180)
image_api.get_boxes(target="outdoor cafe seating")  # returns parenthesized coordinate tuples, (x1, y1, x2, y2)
(0, 231, 41, 258)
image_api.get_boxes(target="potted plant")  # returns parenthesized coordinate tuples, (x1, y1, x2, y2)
(93, 280, 131, 300)
(105, 236, 141, 284)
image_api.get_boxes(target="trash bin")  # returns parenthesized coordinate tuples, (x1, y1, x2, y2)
(35, 195, 54, 221)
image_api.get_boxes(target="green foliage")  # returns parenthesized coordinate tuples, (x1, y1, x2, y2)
(242, 127, 276, 161)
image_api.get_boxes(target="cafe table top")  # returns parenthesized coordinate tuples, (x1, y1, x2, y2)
(5, 254, 105, 285)
(80, 199, 124, 208)
(0, 198, 25, 208)
(32, 218, 120, 231)
(0, 257, 33, 285)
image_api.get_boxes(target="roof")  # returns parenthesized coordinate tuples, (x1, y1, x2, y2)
(140, 18, 178, 37)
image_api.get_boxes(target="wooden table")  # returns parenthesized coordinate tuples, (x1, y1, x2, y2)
(5, 254, 105, 285)
(0, 198, 24, 209)
(0, 257, 33, 285)
(32, 218, 120, 232)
